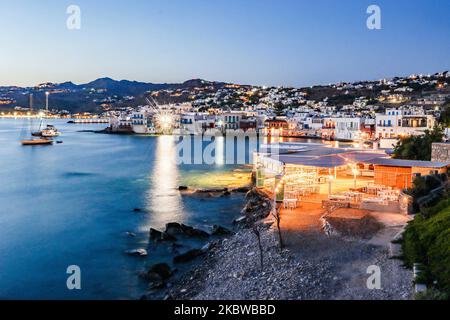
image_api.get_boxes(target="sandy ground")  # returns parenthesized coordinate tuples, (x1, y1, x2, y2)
(167, 199, 414, 300)
(280, 203, 413, 299)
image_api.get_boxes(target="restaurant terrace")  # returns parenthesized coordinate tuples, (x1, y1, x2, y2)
(254, 142, 450, 213)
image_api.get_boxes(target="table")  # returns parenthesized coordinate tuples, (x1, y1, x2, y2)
(283, 199, 298, 210)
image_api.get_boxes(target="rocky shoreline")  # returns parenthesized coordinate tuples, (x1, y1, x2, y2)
(141, 187, 414, 300)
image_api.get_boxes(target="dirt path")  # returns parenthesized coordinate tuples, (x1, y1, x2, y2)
(168, 201, 414, 300)
(279, 202, 414, 300)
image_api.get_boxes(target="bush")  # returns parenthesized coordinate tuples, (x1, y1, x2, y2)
(402, 201, 450, 296)
(416, 288, 448, 300)
(393, 128, 444, 161)
(406, 175, 445, 213)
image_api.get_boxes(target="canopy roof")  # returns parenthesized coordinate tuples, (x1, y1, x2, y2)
(269, 143, 388, 168)
(369, 158, 450, 168)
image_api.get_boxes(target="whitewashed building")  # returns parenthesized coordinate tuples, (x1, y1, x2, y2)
(375, 108, 436, 149)
(331, 117, 362, 141)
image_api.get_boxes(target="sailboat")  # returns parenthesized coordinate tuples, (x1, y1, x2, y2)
(32, 124, 60, 137)
(31, 92, 60, 138)
(20, 93, 54, 146)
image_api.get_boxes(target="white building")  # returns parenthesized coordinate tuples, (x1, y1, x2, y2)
(330, 117, 362, 141)
(179, 113, 213, 135)
(130, 107, 156, 134)
(375, 108, 436, 148)
(376, 109, 435, 139)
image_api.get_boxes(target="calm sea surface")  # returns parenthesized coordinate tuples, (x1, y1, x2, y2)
(0, 119, 254, 299)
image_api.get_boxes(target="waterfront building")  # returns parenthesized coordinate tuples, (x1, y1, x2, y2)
(330, 117, 362, 141)
(179, 112, 211, 135)
(254, 142, 449, 214)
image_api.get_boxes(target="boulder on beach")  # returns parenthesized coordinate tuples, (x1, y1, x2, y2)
(162, 232, 177, 241)
(173, 249, 205, 264)
(145, 273, 164, 289)
(232, 186, 251, 193)
(165, 223, 209, 239)
(126, 248, 148, 257)
(165, 223, 185, 236)
(148, 263, 173, 280)
(211, 225, 234, 236)
(142, 263, 174, 289)
(241, 188, 272, 222)
(222, 190, 231, 197)
(150, 228, 177, 242)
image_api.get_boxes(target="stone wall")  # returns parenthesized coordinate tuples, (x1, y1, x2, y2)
(431, 143, 450, 162)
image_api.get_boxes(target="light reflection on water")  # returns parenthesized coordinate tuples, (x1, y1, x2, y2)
(0, 119, 341, 299)
(146, 135, 184, 229)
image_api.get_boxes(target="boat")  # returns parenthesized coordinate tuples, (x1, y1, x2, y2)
(20, 94, 57, 146)
(21, 139, 54, 146)
(32, 124, 60, 137)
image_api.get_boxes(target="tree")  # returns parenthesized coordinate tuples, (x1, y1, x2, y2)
(439, 99, 450, 127)
(393, 128, 444, 161)
(271, 203, 284, 251)
(273, 102, 285, 116)
(252, 224, 264, 271)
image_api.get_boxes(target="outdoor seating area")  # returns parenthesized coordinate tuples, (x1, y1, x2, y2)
(328, 183, 400, 207)
(254, 144, 450, 215)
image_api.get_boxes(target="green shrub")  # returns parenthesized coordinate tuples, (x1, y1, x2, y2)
(402, 202, 450, 296)
(416, 288, 448, 300)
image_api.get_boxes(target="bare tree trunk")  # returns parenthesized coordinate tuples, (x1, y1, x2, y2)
(252, 224, 264, 271)
(272, 203, 284, 251)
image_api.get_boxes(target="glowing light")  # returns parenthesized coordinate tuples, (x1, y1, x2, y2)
(147, 135, 182, 229)
(154, 111, 175, 135)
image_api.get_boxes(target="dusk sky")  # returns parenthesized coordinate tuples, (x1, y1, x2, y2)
(1, 0, 449, 87)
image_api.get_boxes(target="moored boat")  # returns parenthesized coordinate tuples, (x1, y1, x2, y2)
(21, 139, 54, 146)
(32, 125, 60, 137)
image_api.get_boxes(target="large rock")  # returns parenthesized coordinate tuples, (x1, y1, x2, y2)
(126, 248, 148, 257)
(211, 225, 234, 236)
(145, 272, 164, 289)
(173, 249, 205, 264)
(222, 190, 231, 197)
(150, 228, 177, 242)
(165, 223, 209, 239)
(162, 232, 177, 241)
(149, 228, 163, 241)
(165, 223, 185, 236)
(181, 224, 210, 238)
(232, 186, 251, 193)
(142, 263, 174, 289)
(148, 263, 172, 280)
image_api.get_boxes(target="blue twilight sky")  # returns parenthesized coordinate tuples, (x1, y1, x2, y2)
(0, 0, 449, 87)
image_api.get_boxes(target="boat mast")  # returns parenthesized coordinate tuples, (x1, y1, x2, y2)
(29, 93, 33, 112)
